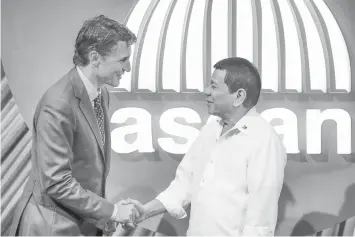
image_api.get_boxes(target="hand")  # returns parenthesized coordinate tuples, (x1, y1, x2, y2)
(114, 200, 139, 226)
(103, 220, 117, 236)
(120, 198, 147, 224)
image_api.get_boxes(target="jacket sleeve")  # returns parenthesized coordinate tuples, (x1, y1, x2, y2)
(34, 98, 114, 227)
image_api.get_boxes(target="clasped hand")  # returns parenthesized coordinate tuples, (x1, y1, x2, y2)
(114, 198, 146, 229)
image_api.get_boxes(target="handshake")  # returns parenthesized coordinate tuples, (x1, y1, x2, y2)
(112, 198, 146, 229)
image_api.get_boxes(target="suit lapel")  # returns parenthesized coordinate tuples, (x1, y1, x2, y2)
(69, 68, 105, 159)
(79, 96, 105, 158)
(101, 88, 111, 177)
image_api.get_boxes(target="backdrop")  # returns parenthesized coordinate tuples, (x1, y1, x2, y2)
(2, 0, 355, 235)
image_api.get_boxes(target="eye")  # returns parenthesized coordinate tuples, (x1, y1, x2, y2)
(119, 57, 128, 63)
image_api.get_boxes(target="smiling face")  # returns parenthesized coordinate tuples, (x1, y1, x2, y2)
(204, 69, 237, 117)
(95, 41, 132, 88)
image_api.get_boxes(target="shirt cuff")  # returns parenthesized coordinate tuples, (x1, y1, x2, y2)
(155, 192, 187, 219)
(242, 226, 274, 236)
(110, 204, 118, 221)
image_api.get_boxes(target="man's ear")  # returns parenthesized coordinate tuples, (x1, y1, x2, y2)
(88, 51, 100, 67)
(233, 88, 247, 107)
(238, 88, 247, 98)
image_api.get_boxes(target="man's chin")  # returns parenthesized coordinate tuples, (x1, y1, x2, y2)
(106, 80, 120, 88)
(207, 107, 215, 115)
(208, 109, 220, 117)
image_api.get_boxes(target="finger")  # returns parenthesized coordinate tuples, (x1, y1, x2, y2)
(125, 222, 136, 229)
(126, 199, 145, 214)
(105, 229, 115, 234)
(103, 225, 116, 237)
(112, 222, 118, 228)
(129, 209, 137, 222)
(103, 230, 115, 237)
(124, 198, 139, 206)
(121, 223, 128, 230)
(132, 201, 145, 214)
(119, 199, 132, 205)
(132, 207, 139, 219)
(121, 204, 135, 223)
(128, 215, 135, 224)
(107, 221, 117, 227)
(107, 223, 117, 231)
(121, 222, 135, 230)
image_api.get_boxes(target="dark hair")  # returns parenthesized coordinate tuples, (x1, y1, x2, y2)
(73, 15, 137, 66)
(213, 57, 261, 108)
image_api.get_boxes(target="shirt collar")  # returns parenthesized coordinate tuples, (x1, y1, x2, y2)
(218, 107, 257, 135)
(76, 66, 100, 102)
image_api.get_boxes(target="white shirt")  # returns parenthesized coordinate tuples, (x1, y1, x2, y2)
(156, 107, 287, 236)
(76, 66, 100, 107)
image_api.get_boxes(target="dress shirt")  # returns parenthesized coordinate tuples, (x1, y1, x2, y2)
(76, 66, 100, 108)
(76, 67, 117, 221)
(156, 107, 287, 236)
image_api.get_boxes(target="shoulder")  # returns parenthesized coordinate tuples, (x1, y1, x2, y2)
(248, 114, 284, 147)
(35, 72, 76, 120)
(42, 71, 75, 105)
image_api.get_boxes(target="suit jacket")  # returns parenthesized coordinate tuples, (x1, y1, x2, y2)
(10, 67, 114, 236)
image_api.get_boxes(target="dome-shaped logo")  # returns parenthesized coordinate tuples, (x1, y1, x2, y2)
(116, 0, 351, 94)
(110, 0, 352, 156)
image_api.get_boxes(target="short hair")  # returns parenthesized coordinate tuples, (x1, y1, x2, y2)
(213, 57, 261, 108)
(73, 15, 137, 66)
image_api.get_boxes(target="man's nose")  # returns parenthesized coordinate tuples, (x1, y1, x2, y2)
(124, 60, 131, 73)
(204, 87, 211, 96)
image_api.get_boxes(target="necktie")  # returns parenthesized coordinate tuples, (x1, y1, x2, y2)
(93, 94, 105, 145)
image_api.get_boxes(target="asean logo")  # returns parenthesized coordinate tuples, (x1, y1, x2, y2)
(110, 0, 353, 157)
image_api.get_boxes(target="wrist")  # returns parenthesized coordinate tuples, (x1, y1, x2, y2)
(111, 203, 119, 221)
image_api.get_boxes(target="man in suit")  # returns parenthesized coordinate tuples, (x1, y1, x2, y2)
(10, 15, 143, 236)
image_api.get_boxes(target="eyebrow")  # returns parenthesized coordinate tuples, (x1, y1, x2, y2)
(119, 57, 129, 62)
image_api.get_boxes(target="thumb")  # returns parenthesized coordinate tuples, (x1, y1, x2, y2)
(126, 199, 145, 214)
(120, 198, 134, 205)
